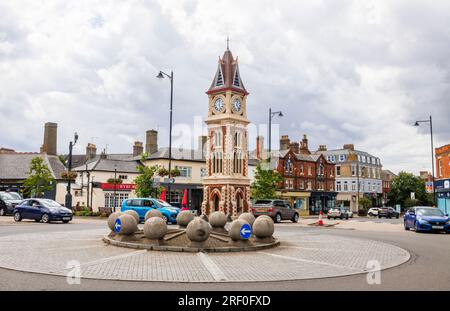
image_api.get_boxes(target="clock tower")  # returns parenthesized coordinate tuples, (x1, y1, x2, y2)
(201, 46, 251, 217)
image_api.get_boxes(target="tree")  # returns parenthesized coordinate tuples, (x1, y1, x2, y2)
(388, 172, 433, 210)
(358, 197, 372, 209)
(134, 154, 161, 198)
(250, 163, 283, 200)
(23, 157, 55, 198)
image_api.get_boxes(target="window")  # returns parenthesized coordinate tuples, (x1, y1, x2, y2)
(216, 67, 224, 86)
(439, 160, 442, 177)
(351, 165, 356, 176)
(339, 154, 346, 162)
(336, 165, 341, 176)
(299, 180, 305, 189)
(233, 151, 243, 174)
(318, 163, 324, 176)
(234, 132, 242, 148)
(176, 166, 192, 178)
(233, 68, 241, 87)
(285, 179, 293, 189)
(200, 167, 207, 177)
(308, 165, 312, 176)
(300, 163, 304, 175)
(213, 130, 222, 148)
(118, 175, 127, 180)
(105, 192, 129, 209)
(344, 181, 348, 191)
(361, 166, 365, 177)
(307, 181, 312, 190)
(212, 151, 223, 174)
(285, 159, 293, 175)
(337, 181, 342, 191)
(351, 181, 356, 191)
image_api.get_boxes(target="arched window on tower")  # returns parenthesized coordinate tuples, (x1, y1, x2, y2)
(212, 151, 223, 174)
(233, 150, 242, 174)
(213, 130, 222, 148)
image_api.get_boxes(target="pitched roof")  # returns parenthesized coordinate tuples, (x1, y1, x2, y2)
(0, 153, 67, 180)
(72, 158, 142, 173)
(145, 147, 206, 162)
(207, 48, 248, 95)
(65, 153, 134, 168)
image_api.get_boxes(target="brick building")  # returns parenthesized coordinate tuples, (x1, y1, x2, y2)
(276, 135, 337, 215)
(435, 144, 450, 214)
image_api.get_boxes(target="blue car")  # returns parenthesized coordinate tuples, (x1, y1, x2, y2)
(13, 198, 73, 223)
(121, 198, 180, 224)
(404, 206, 450, 233)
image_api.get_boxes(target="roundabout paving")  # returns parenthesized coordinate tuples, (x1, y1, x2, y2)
(0, 227, 410, 283)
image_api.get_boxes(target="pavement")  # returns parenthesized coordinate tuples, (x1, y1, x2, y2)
(0, 215, 449, 290)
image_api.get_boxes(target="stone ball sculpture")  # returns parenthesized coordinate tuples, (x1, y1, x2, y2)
(124, 209, 140, 224)
(176, 210, 195, 227)
(107, 212, 122, 231)
(115, 214, 138, 235)
(199, 214, 209, 222)
(145, 209, 163, 221)
(144, 217, 167, 240)
(229, 219, 251, 241)
(209, 211, 227, 228)
(186, 217, 210, 242)
(238, 212, 256, 227)
(253, 215, 275, 238)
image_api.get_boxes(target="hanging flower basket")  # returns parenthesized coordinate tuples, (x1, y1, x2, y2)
(61, 171, 78, 180)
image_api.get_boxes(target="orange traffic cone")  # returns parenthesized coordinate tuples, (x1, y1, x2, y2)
(318, 210, 324, 226)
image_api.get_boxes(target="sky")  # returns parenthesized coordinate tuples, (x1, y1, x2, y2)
(1, 0, 449, 175)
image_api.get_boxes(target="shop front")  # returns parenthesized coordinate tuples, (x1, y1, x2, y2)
(309, 191, 337, 215)
(276, 190, 311, 216)
(436, 179, 450, 215)
(163, 183, 203, 212)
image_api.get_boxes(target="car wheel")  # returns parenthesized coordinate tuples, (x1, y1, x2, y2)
(415, 221, 421, 233)
(34, 219, 40, 222)
(14, 212, 22, 222)
(292, 213, 299, 223)
(41, 213, 50, 224)
(275, 213, 282, 223)
(368, 213, 372, 217)
(62, 220, 70, 224)
(404, 221, 409, 230)
(396, 215, 399, 219)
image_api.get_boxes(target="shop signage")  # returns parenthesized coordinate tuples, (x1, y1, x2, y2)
(100, 183, 136, 191)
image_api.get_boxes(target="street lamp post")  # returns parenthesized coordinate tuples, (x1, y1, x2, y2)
(268, 108, 283, 163)
(114, 164, 117, 213)
(65, 132, 78, 209)
(157, 70, 174, 203)
(414, 115, 436, 206)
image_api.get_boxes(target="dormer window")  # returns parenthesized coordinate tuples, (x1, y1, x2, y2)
(215, 67, 224, 87)
(233, 68, 241, 87)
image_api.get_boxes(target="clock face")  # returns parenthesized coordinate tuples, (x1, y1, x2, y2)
(232, 98, 241, 112)
(214, 98, 224, 112)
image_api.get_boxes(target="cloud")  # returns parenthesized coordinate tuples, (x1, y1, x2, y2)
(0, 0, 449, 175)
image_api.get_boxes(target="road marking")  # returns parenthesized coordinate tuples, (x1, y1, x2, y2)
(259, 251, 366, 272)
(50, 250, 147, 273)
(197, 252, 228, 281)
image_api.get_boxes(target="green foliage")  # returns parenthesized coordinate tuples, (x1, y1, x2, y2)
(250, 163, 283, 200)
(58, 155, 67, 166)
(22, 157, 55, 198)
(358, 197, 372, 209)
(134, 164, 160, 198)
(388, 172, 434, 209)
(106, 178, 122, 184)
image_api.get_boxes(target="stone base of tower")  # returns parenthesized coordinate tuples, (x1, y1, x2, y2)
(201, 183, 251, 217)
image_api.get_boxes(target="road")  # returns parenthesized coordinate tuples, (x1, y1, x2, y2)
(0, 216, 449, 291)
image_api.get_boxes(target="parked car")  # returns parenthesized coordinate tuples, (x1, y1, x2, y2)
(404, 206, 450, 233)
(327, 208, 349, 220)
(121, 198, 180, 224)
(342, 208, 353, 218)
(378, 207, 400, 219)
(251, 199, 299, 223)
(0, 191, 23, 216)
(13, 198, 73, 223)
(368, 208, 380, 217)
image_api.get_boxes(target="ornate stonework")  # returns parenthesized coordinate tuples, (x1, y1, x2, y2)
(201, 47, 251, 217)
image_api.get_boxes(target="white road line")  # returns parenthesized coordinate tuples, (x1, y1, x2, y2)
(50, 250, 147, 273)
(197, 252, 228, 282)
(259, 251, 366, 272)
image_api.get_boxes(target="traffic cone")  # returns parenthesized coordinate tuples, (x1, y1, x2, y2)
(318, 210, 324, 226)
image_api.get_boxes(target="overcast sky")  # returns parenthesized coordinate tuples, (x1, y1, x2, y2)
(1, 0, 449, 174)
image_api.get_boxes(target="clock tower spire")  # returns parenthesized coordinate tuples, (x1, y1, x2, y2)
(201, 46, 251, 217)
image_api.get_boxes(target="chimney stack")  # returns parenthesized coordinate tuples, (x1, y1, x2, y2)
(289, 142, 300, 153)
(145, 130, 158, 154)
(343, 144, 354, 150)
(256, 135, 264, 160)
(86, 143, 97, 160)
(318, 145, 327, 151)
(40, 122, 57, 155)
(280, 135, 290, 150)
(133, 141, 144, 157)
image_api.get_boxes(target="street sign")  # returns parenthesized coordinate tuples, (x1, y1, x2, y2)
(410, 192, 415, 200)
(240, 223, 252, 239)
(114, 219, 122, 233)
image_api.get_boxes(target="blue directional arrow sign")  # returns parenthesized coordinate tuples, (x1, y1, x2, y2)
(114, 218, 122, 233)
(240, 223, 252, 239)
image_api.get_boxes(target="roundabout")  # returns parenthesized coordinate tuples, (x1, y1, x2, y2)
(0, 225, 410, 283)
